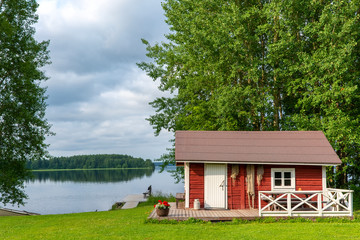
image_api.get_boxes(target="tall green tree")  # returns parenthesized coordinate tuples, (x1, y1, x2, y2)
(0, 0, 52, 206)
(139, 0, 360, 188)
(286, 0, 360, 187)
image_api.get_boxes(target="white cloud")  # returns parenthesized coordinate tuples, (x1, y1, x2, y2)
(36, 0, 168, 73)
(35, 0, 173, 160)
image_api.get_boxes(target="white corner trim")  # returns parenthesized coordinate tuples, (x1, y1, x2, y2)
(322, 166, 327, 190)
(185, 162, 190, 208)
(225, 163, 228, 210)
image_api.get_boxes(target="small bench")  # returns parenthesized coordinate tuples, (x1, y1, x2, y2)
(176, 193, 185, 209)
(143, 185, 152, 198)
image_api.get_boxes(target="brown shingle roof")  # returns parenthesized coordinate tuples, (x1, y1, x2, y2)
(175, 131, 341, 165)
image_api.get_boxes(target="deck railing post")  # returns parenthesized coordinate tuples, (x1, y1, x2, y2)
(318, 192, 322, 216)
(349, 191, 353, 217)
(287, 193, 291, 216)
(258, 192, 262, 216)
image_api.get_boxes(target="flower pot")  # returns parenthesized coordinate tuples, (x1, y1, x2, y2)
(156, 208, 170, 217)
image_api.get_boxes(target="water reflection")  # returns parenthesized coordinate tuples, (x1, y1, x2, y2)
(10, 167, 183, 214)
(29, 168, 155, 183)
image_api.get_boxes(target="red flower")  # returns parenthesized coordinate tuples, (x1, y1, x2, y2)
(163, 201, 168, 205)
(158, 200, 162, 204)
(154, 205, 156, 208)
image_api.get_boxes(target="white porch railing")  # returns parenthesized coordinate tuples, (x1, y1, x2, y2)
(259, 188, 353, 217)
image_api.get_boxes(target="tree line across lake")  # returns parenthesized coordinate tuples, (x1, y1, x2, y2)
(26, 154, 155, 170)
(30, 168, 155, 183)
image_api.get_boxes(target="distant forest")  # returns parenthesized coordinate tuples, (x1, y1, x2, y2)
(26, 154, 155, 170)
(30, 168, 155, 183)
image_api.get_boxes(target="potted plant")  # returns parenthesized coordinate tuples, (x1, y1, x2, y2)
(154, 200, 170, 217)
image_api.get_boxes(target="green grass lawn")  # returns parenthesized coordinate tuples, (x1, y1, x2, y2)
(1, 206, 360, 240)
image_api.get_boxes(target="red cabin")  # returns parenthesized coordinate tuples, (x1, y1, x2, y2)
(175, 131, 353, 217)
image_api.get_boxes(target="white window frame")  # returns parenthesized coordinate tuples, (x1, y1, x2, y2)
(271, 168, 296, 191)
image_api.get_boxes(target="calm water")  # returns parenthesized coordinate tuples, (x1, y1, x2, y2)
(6, 167, 183, 215)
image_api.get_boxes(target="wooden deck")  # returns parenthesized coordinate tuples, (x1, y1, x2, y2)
(148, 203, 259, 221)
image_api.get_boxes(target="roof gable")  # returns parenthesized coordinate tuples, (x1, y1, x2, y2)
(175, 131, 341, 165)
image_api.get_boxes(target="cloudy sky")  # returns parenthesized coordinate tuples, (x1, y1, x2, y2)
(34, 0, 173, 160)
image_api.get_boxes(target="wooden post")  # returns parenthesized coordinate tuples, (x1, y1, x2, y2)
(287, 193, 291, 216)
(349, 191, 353, 217)
(258, 192, 261, 216)
(318, 193, 322, 216)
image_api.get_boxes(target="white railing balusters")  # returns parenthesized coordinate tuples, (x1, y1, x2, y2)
(259, 188, 353, 217)
(287, 193, 291, 216)
(260, 193, 287, 211)
(318, 193, 322, 216)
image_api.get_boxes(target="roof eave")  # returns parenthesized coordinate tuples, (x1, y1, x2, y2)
(175, 160, 340, 166)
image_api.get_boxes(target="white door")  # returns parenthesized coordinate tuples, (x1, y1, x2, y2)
(204, 164, 227, 209)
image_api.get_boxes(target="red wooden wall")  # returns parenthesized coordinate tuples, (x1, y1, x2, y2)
(189, 163, 204, 208)
(188, 163, 323, 210)
(227, 164, 323, 209)
(227, 164, 246, 209)
(294, 166, 323, 191)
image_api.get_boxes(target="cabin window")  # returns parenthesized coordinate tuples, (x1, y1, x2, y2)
(271, 168, 295, 191)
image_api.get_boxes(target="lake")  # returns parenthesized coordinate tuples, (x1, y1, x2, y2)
(6, 167, 183, 215)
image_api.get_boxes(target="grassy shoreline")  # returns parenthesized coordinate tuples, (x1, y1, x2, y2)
(31, 167, 154, 172)
(0, 206, 359, 240)
(1, 193, 359, 239)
